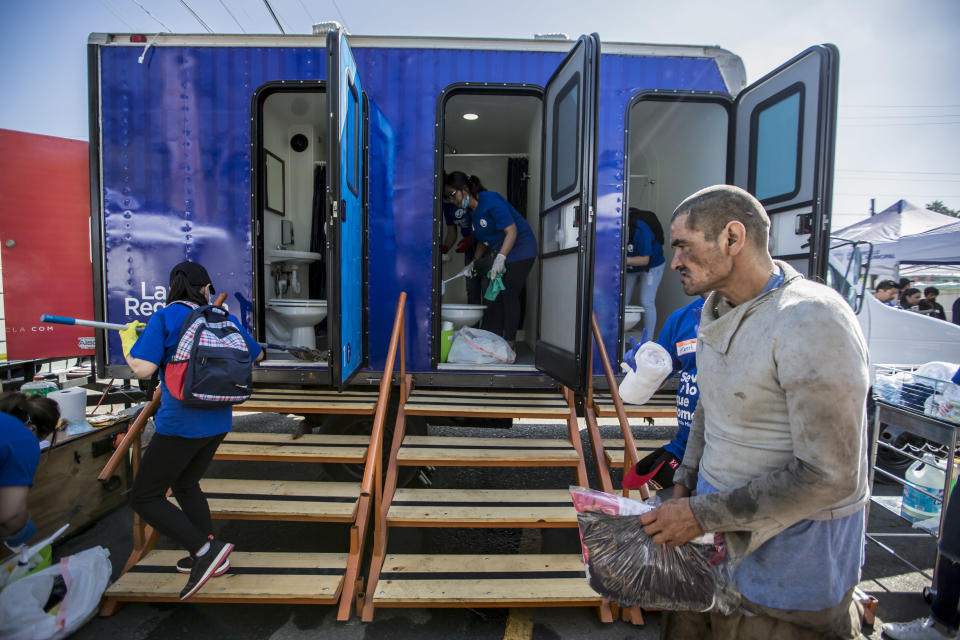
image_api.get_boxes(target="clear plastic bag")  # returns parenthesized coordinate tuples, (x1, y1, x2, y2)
(447, 327, 516, 364)
(570, 486, 737, 613)
(0, 546, 111, 640)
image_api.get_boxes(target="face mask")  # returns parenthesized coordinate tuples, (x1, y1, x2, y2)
(461, 195, 470, 209)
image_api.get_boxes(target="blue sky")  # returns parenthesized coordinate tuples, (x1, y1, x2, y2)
(2, 0, 958, 228)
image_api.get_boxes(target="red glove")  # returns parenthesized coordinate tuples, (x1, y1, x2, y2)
(441, 244, 450, 254)
(455, 235, 474, 253)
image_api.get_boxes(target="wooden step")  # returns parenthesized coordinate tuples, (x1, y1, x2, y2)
(601, 439, 670, 466)
(105, 551, 347, 604)
(235, 387, 379, 415)
(397, 435, 580, 467)
(403, 390, 570, 419)
(592, 394, 676, 419)
(386, 488, 576, 527)
(371, 554, 599, 607)
(215, 432, 368, 463)
(197, 479, 361, 523)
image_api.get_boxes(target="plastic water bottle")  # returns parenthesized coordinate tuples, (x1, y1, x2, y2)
(20, 376, 58, 397)
(900, 454, 946, 522)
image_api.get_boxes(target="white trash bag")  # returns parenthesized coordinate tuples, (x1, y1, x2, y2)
(618, 341, 672, 405)
(0, 546, 111, 640)
(447, 327, 516, 364)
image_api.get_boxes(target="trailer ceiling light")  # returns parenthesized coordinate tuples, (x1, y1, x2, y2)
(462, 113, 479, 121)
(130, 34, 148, 43)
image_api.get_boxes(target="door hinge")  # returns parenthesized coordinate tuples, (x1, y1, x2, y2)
(330, 199, 339, 219)
(588, 205, 594, 224)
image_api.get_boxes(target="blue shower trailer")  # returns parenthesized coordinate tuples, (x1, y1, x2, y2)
(87, 30, 838, 394)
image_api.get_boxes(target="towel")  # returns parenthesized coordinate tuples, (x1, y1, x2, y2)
(484, 269, 506, 301)
(618, 341, 672, 405)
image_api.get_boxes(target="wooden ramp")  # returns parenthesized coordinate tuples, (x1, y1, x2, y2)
(361, 384, 612, 621)
(99, 293, 412, 622)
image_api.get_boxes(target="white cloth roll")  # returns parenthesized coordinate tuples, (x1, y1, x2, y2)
(48, 388, 87, 424)
(618, 342, 672, 405)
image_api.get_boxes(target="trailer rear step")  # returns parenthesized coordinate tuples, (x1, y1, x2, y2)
(195, 478, 361, 523)
(591, 394, 675, 419)
(397, 435, 580, 467)
(371, 554, 599, 607)
(403, 390, 571, 419)
(601, 439, 670, 466)
(386, 488, 576, 527)
(103, 551, 347, 605)
(214, 432, 368, 463)
(235, 387, 379, 415)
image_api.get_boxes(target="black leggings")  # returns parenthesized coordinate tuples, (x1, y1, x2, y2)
(482, 257, 535, 342)
(129, 431, 226, 554)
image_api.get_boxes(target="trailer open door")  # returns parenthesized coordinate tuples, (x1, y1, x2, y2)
(326, 29, 368, 389)
(730, 45, 839, 280)
(534, 34, 600, 394)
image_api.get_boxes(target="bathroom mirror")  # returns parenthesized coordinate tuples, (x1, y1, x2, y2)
(281, 219, 295, 247)
(265, 150, 285, 215)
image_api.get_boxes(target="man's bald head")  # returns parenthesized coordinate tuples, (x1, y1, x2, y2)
(671, 185, 771, 250)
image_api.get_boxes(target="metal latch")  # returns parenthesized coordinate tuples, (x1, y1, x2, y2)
(330, 199, 339, 219)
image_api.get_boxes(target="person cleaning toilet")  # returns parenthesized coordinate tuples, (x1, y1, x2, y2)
(443, 171, 537, 351)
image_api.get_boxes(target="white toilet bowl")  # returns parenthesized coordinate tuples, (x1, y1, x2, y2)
(624, 305, 645, 331)
(441, 303, 485, 329)
(266, 299, 327, 351)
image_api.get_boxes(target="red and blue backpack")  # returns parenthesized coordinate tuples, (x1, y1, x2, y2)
(163, 302, 253, 408)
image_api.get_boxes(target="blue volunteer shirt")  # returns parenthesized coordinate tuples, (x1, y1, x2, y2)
(130, 302, 262, 439)
(471, 191, 537, 263)
(626, 221, 665, 273)
(656, 298, 704, 459)
(0, 412, 41, 487)
(442, 202, 473, 236)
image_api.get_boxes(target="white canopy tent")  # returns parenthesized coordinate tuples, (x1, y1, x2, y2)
(896, 220, 960, 272)
(831, 200, 958, 275)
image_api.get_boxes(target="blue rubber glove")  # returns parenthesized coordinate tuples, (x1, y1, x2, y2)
(623, 329, 649, 372)
(3, 519, 36, 552)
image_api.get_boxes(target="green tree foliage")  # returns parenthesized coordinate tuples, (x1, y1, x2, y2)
(926, 200, 959, 217)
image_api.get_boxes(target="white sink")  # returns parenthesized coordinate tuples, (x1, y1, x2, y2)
(266, 249, 323, 266)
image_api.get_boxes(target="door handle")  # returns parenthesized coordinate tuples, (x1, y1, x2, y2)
(340, 199, 347, 224)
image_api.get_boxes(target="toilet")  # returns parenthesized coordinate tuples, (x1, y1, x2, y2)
(441, 303, 485, 329)
(624, 305, 645, 331)
(264, 249, 327, 353)
(266, 299, 327, 350)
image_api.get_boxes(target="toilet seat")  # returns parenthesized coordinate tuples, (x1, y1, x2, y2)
(267, 298, 326, 307)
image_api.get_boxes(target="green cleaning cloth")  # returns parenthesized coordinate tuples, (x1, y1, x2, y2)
(484, 268, 506, 301)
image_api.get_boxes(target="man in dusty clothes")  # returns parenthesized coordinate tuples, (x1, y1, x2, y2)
(640, 185, 870, 639)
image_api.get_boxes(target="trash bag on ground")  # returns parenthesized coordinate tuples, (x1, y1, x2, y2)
(0, 546, 111, 640)
(618, 341, 671, 405)
(447, 327, 516, 364)
(570, 486, 737, 613)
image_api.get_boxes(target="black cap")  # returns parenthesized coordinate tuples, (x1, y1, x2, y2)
(170, 261, 215, 294)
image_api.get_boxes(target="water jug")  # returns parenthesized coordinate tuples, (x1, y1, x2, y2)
(900, 454, 945, 523)
(20, 376, 59, 397)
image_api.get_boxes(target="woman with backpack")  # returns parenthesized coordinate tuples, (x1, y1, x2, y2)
(624, 208, 666, 338)
(120, 261, 263, 601)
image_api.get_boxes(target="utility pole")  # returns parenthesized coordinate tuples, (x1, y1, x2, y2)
(870, 198, 875, 216)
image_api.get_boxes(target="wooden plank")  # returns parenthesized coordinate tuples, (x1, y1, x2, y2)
(194, 479, 360, 522)
(372, 554, 599, 605)
(215, 432, 368, 463)
(235, 387, 379, 414)
(387, 489, 576, 527)
(601, 439, 670, 465)
(397, 436, 579, 466)
(106, 551, 347, 603)
(403, 390, 570, 419)
(592, 394, 676, 418)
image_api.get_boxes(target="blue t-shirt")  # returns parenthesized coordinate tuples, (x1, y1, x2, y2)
(656, 298, 704, 459)
(442, 202, 473, 237)
(471, 191, 537, 263)
(626, 221, 665, 273)
(0, 412, 41, 487)
(130, 302, 262, 439)
(698, 475, 864, 611)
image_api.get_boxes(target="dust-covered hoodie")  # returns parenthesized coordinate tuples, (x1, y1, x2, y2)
(673, 261, 870, 564)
